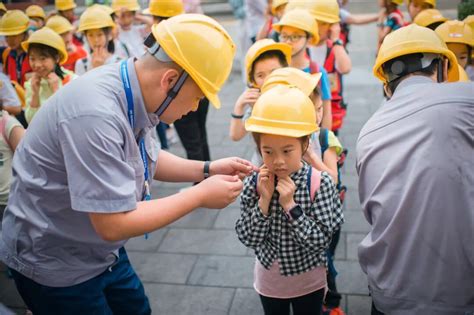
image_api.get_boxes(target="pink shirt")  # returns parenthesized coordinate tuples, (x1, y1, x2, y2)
(254, 259, 327, 299)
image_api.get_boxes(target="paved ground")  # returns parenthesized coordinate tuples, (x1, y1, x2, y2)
(0, 4, 460, 315)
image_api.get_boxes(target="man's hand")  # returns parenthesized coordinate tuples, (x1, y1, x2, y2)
(209, 157, 258, 180)
(194, 175, 243, 209)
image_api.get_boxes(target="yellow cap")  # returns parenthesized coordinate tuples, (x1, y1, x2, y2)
(143, 0, 184, 17)
(286, 0, 340, 24)
(45, 15, 73, 34)
(151, 14, 236, 108)
(55, 0, 77, 11)
(0, 10, 30, 36)
(406, 0, 436, 7)
(273, 9, 320, 45)
(90, 4, 115, 16)
(0, 3, 6, 13)
(261, 67, 322, 96)
(413, 9, 447, 28)
(245, 39, 292, 84)
(22, 27, 68, 64)
(374, 24, 459, 82)
(391, 0, 403, 5)
(271, 0, 288, 15)
(245, 85, 318, 137)
(435, 20, 474, 47)
(26, 5, 46, 20)
(448, 64, 469, 82)
(464, 15, 474, 30)
(78, 6, 115, 32)
(112, 0, 140, 12)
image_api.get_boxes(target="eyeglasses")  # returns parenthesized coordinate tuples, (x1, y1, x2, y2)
(279, 34, 307, 43)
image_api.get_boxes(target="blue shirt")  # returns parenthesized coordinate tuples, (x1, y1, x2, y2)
(302, 65, 331, 101)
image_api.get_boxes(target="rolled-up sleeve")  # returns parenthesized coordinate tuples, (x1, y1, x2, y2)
(58, 114, 137, 213)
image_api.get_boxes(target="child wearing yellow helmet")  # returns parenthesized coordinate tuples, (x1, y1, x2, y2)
(112, 0, 153, 58)
(22, 27, 77, 123)
(26, 5, 46, 31)
(46, 15, 88, 72)
(255, 0, 288, 41)
(236, 85, 343, 315)
(229, 39, 291, 146)
(377, 0, 406, 52)
(55, 0, 77, 24)
(464, 15, 474, 81)
(413, 8, 447, 30)
(75, 7, 122, 75)
(407, 0, 436, 21)
(435, 20, 473, 70)
(143, 0, 184, 24)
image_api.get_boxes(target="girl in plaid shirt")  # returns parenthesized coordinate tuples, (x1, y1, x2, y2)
(236, 85, 343, 315)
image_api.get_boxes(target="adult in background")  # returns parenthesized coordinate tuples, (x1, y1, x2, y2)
(0, 14, 255, 315)
(357, 24, 474, 315)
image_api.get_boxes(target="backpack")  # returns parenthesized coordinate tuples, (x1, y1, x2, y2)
(319, 128, 347, 203)
(2, 48, 27, 108)
(253, 167, 321, 202)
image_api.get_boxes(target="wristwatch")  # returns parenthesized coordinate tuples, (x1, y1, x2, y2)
(203, 161, 211, 179)
(285, 204, 303, 221)
(333, 39, 344, 46)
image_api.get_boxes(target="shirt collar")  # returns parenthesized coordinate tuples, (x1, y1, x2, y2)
(393, 75, 434, 97)
(124, 58, 160, 137)
(287, 161, 310, 187)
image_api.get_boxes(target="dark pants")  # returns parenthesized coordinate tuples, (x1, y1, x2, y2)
(156, 122, 169, 149)
(259, 288, 325, 315)
(9, 248, 150, 315)
(324, 229, 342, 308)
(174, 98, 210, 161)
(371, 301, 385, 315)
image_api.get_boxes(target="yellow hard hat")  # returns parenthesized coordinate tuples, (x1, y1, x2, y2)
(373, 24, 459, 83)
(90, 4, 115, 16)
(0, 3, 6, 13)
(286, 0, 340, 24)
(45, 15, 73, 35)
(261, 67, 322, 96)
(435, 20, 474, 47)
(245, 39, 292, 84)
(406, 0, 436, 7)
(273, 9, 320, 45)
(151, 14, 236, 109)
(448, 64, 469, 82)
(245, 85, 318, 137)
(272, 0, 288, 15)
(111, 0, 140, 12)
(143, 0, 184, 17)
(391, 0, 403, 5)
(78, 7, 115, 32)
(0, 10, 30, 36)
(22, 27, 68, 64)
(26, 5, 46, 20)
(55, 0, 77, 11)
(464, 15, 474, 30)
(413, 9, 447, 28)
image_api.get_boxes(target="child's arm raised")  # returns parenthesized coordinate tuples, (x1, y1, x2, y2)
(229, 89, 260, 141)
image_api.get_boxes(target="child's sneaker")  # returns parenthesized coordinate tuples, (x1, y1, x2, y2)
(322, 306, 346, 315)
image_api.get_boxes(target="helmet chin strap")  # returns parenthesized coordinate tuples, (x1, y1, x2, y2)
(145, 34, 189, 117)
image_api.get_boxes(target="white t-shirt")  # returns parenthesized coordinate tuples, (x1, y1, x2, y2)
(0, 111, 22, 205)
(309, 45, 327, 70)
(118, 25, 147, 58)
(74, 54, 122, 76)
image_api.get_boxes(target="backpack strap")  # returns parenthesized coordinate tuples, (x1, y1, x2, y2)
(306, 167, 321, 201)
(2, 47, 11, 73)
(82, 57, 88, 72)
(319, 127, 329, 157)
(309, 60, 320, 74)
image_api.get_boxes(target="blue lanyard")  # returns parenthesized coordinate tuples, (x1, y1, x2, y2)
(120, 60, 151, 202)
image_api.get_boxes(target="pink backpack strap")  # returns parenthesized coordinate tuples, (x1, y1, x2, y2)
(310, 167, 321, 201)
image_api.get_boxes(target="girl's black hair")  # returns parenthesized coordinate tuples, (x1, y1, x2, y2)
(28, 43, 66, 80)
(250, 50, 289, 83)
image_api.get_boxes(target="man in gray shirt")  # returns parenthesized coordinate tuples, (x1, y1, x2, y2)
(357, 25, 474, 314)
(0, 14, 255, 315)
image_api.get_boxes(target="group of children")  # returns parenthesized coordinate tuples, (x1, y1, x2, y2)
(0, 0, 473, 314)
(230, 1, 473, 315)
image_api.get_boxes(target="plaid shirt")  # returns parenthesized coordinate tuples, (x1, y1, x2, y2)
(235, 163, 344, 276)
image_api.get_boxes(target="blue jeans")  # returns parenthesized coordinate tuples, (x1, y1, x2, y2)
(10, 248, 151, 315)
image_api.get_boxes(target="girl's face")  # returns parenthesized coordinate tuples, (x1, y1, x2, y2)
(29, 49, 58, 78)
(118, 10, 135, 28)
(252, 57, 283, 88)
(310, 92, 323, 126)
(408, 0, 430, 20)
(317, 21, 331, 42)
(6, 33, 26, 50)
(61, 31, 74, 52)
(279, 25, 308, 56)
(259, 133, 305, 178)
(447, 43, 469, 68)
(86, 29, 108, 50)
(59, 9, 75, 22)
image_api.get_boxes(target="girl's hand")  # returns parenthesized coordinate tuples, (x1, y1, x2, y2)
(31, 73, 41, 94)
(330, 23, 341, 42)
(47, 72, 60, 92)
(235, 88, 260, 113)
(276, 176, 296, 211)
(257, 165, 274, 202)
(91, 46, 108, 69)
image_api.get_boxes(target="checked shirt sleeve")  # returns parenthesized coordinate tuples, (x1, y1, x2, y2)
(288, 172, 344, 254)
(235, 174, 271, 250)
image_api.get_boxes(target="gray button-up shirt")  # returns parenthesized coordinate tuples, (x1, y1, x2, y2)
(0, 59, 160, 287)
(356, 76, 474, 314)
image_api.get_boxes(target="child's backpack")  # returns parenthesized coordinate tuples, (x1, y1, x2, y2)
(319, 128, 347, 203)
(2, 48, 27, 108)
